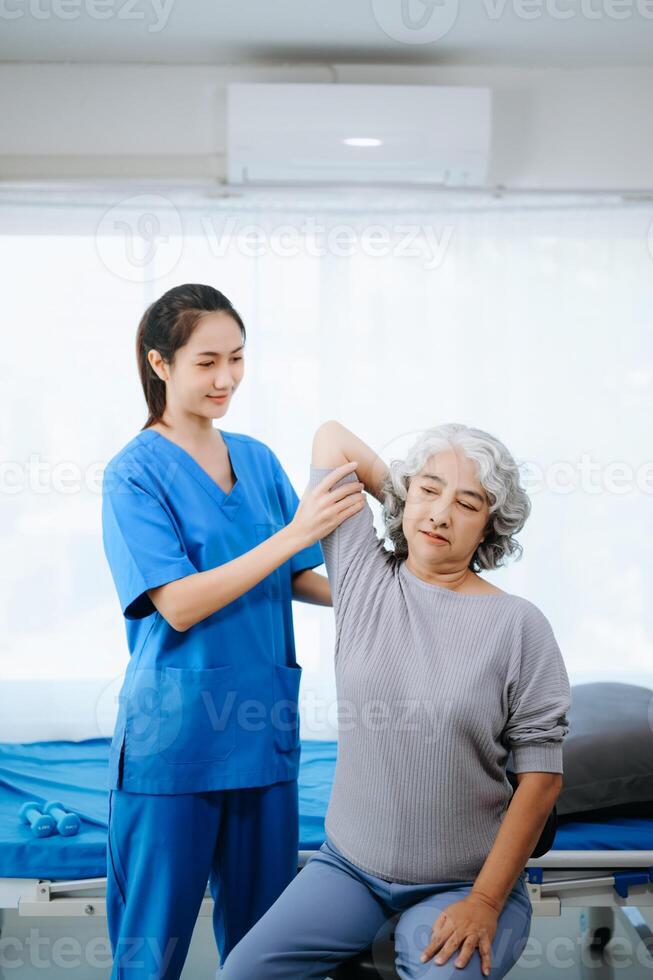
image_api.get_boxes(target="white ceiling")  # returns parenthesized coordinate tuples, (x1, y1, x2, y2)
(1, 0, 652, 66)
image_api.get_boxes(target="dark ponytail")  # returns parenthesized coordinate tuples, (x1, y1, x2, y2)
(136, 283, 246, 430)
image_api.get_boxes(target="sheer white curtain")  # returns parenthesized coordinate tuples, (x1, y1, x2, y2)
(1, 196, 651, 739)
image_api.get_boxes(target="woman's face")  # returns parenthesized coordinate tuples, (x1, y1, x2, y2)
(149, 311, 245, 420)
(401, 449, 491, 568)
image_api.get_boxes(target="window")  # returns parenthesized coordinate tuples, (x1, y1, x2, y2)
(1, 192, 650, 738)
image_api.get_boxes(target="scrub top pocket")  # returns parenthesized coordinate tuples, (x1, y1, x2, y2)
(272, 662, 302, 753)
(157, 665, 237, 764)
(254, 522, 287, 600)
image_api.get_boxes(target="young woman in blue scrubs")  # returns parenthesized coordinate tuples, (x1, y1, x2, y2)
(101, 283, 364, 979)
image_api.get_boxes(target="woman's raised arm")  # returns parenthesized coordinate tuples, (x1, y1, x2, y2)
(312, 420, 389, 503)
(149, 458, 363, 631)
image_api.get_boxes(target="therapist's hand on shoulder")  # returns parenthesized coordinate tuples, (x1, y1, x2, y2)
(290, 461, 365, 548)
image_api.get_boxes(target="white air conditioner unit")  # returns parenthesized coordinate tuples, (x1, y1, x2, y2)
(227, 83, 491, 187)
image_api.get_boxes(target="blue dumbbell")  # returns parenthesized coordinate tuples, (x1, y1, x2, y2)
(19, 801, 56, 838)
(43, 801, 81, 837)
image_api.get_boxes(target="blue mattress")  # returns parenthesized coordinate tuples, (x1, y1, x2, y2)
(0, 739, 650, 880)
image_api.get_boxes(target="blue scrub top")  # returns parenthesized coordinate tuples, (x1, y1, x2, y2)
(101, 428, 324, 795)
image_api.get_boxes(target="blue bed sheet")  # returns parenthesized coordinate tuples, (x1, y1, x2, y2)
(0, 738, 337, 879)
(553, 813, 653, 851)
(0, 739, 650, 880)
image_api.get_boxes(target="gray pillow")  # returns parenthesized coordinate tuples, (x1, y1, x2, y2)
(556, 682, 653, 817)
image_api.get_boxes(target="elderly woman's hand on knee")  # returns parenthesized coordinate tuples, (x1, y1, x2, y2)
(419, 894, 500, 976)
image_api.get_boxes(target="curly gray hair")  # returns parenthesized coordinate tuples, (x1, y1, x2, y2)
(380, 423, 532, 572)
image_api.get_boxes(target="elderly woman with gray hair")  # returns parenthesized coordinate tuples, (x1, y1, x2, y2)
(220, 420, 571, 980)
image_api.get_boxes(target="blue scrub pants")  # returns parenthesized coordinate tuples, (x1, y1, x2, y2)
(218, 836, 533, 979)
(106, 778, 298, 979)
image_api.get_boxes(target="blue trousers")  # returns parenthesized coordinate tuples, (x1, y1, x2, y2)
(106, 779, 299, 979)
(219, 836, 533, 979)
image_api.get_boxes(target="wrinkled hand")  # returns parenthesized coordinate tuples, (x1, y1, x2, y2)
(420, 894, 499, 975)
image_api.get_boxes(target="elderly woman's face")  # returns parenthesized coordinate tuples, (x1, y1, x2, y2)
(402, 449, 490, 565)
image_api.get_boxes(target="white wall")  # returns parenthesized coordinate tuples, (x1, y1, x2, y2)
(1, 62, 652, 188)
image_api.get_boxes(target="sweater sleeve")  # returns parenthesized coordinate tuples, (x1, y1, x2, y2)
(502, 603, 572, 774)
(307, 465, 389, 615)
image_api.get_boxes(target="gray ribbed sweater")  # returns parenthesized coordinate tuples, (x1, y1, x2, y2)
(308, 465, 572, 884)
